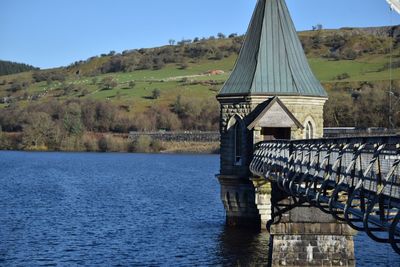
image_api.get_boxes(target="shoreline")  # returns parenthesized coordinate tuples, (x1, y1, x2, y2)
(0, 132, 220, 154)
(0, 141, 220, 155)
(0, 150, 220, 155)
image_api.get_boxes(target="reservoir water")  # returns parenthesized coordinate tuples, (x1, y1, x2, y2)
(0, 151, 398, 266)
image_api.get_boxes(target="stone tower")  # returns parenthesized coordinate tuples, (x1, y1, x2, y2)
(217, 1, 356, 265)
(217, 0, 328, 228)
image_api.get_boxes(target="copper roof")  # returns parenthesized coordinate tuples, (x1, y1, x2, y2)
(218, 0, 327, 97)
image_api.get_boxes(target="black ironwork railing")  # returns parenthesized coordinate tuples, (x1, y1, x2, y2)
(250, 136, 400, 254)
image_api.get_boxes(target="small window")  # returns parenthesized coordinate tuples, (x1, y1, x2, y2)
(305, 121, 314, 139)
(234, 122, 242, 165)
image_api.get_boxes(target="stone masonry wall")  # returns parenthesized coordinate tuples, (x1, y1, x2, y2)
(219, 178, 260, 227)
(271, 234, 355, 266)
(277, 96, 326, 140)
(269, 197, 356, 266)
(219, 100, 253, 177)
(218, 97, 260, 226)
(245, 96, 327, 140)
(217, 95, 328, 229)
(129, 131, 220, 142)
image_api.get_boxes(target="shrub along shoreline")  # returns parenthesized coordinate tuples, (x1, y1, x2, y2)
(0, 132, 219, 154)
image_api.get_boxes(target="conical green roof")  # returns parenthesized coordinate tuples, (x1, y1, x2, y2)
(219, 0, 327, 97)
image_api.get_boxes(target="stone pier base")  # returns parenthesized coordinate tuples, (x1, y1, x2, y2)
(270, 223, 356, 266)
(218, 175, 261, 228)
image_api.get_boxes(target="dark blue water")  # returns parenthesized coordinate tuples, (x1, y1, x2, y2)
(0, 152, 398, 266)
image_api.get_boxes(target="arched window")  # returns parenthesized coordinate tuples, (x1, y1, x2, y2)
(234, 122, 243, 165)
(305, 121, 314, 139)
(227, 115, 244, 166)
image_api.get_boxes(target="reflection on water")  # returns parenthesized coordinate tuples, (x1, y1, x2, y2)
(216, 226, 270, 266)
(0, 152, 398, 266)
(354, 232, 400, 267)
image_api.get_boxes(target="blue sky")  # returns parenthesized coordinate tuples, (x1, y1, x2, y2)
(1, 0, 399, 69)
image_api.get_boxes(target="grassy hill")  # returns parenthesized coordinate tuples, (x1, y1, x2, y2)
(0, 26, 399, 152)
(0, 26, 399, 111)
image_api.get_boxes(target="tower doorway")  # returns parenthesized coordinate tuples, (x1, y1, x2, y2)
(261, 127, 291, 141)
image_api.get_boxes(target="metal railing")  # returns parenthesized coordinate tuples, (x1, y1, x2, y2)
(250, 136, 400, 254)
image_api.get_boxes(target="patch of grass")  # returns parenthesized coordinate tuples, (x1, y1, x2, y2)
(309, 55, 400, 82)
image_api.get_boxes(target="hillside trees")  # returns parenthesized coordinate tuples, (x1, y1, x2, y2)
(172, 95, 219, 130)
(213, 49, 224, 60)
(0, 96, 220, 136)
(0, 126, 9, 149)
(149, 106, 182, 131)
(312, 24, 323, 31)
(0, 81, 398, 151)
(78, 100, 118, 132)
(300, 32, 394, 60)
(32, 71, 67, 83)
(100, 76, 118, 90)
(128, 81, 136, 89)
(137, 55, 153, 70)
(185, 44, 210, 58)
(63, 102, 84, 136)
(91, 34, 248, 74)
(62, 83, 82, 96)
(152, 57, 165, 70)
(100, 56, 124, 73)
(81, 29, 396, 76)
(0, 60, 38, 76)
(151, 89, 161, 99)
(22, 112, 58, 149)
(9, 80, 22, 92)
(324, 90, 355, 127)
(324, 81, 399, 128)
(0, 106, 25, 132)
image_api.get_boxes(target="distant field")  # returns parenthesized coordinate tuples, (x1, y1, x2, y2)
(0, 39, 399, 112)
(309, 55, 400, 82)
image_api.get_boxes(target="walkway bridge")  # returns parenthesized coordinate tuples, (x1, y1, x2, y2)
(250, 136, 400, 254)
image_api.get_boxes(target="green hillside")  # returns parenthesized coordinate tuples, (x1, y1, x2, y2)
(0, 27, 399, 111)
(0, 26, 399, 152)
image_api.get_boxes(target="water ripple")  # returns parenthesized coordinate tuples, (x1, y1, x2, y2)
(0, 151, 398, 266)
